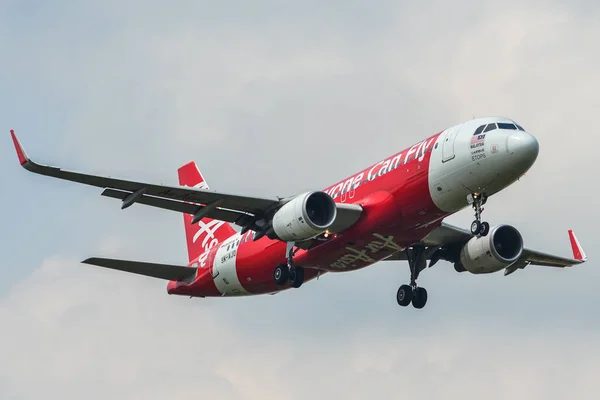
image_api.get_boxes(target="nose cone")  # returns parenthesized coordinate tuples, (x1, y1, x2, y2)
(507, 131, 539, 170)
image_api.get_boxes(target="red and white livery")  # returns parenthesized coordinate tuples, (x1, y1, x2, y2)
(10, 117, 587, 309)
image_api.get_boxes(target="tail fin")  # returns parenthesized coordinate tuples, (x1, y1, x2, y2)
(178, 162, 236, 262)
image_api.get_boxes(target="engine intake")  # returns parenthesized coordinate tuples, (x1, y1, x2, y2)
(459, 224, 523, 274)
(272, 191, 337, 241)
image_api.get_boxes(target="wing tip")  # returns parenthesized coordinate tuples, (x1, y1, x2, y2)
(81, 257, 104, 265)
(568, 230, 587, 262)
(10, 129, 30, 166)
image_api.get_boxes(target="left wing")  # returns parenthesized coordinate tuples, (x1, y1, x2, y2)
(10, 131, 278, 218)
(385, 221, 586, 274)
(10, 130, 362, 236)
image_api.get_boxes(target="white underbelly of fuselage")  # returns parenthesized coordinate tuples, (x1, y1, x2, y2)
(212, 237, 249, 296)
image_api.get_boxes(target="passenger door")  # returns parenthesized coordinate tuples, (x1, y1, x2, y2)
(442, 124, 462, 162)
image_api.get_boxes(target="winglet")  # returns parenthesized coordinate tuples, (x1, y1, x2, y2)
(568, 230, 587, 262)
(10, 130, 30, 166)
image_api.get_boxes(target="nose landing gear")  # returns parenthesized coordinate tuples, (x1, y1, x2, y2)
(469, 193, 490, 236)
(396, 246, 428, 309)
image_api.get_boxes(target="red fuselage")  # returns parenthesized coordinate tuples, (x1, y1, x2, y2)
(168, 131, 447, 297)
(168, 115, 541, 297)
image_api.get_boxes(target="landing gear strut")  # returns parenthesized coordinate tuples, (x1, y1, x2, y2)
(273, 241, 305, 288)
(396, 246, 428, 309)
(469, 193, 490, 237)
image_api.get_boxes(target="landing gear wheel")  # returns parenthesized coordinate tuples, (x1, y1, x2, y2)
(471, 220, 482, 235)
(479, 221, 490, 237)
(273, 264, 289, 286)
(470, 193, 491, 236)
(397, 285, 413, 307)
(412, 287, 428, 309)
(289, 267, 305, 288)
(396, 247, 429, 309)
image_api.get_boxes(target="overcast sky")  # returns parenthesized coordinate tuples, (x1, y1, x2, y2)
(1, 1, 599, 399)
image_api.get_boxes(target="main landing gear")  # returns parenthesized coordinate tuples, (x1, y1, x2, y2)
(396, 246, 428, 309)
(469, 193, 490, 237)
(273, 241, 305, 289)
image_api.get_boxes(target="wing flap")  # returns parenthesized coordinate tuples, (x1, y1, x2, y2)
(82, 257, 198, 281)
(101, 188, 249, 224)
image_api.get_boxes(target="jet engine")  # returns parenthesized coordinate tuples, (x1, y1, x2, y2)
(458, 225, 523, 274)
(272, 191, 337, 241)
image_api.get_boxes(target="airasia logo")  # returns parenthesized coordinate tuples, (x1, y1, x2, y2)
(191, 181, 225, 252)
(193, 219, 226, 252)
(182, 180, 226, 253)
(330, 233, 403, 270)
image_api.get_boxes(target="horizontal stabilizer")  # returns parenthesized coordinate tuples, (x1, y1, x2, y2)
(82, 257, 198, 281)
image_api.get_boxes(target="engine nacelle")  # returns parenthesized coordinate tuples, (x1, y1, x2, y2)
(459, 225, 523, 274)
(272, 191, 337, 241)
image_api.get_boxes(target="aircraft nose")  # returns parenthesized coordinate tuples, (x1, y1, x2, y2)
(507, 131, 539, 167)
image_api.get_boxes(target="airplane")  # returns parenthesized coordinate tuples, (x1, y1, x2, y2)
(9, 116, 588, 309)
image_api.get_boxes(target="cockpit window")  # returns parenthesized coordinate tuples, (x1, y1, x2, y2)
(483, 123, 497, 132)
(516, 124, 525, 131)
(498, 122, 517, 130)
(474, 125, 485, 135)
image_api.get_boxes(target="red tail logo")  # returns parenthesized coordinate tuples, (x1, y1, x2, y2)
(178, 162, 236, 262)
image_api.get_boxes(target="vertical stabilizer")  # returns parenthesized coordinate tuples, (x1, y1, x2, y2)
(178, 162, 236, 262)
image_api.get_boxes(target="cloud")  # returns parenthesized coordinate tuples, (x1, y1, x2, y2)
(1, 256, 599, 400)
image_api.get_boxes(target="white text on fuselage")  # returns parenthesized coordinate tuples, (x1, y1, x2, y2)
(322, 137, 436, 200)
(330, 233, 404, 270)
